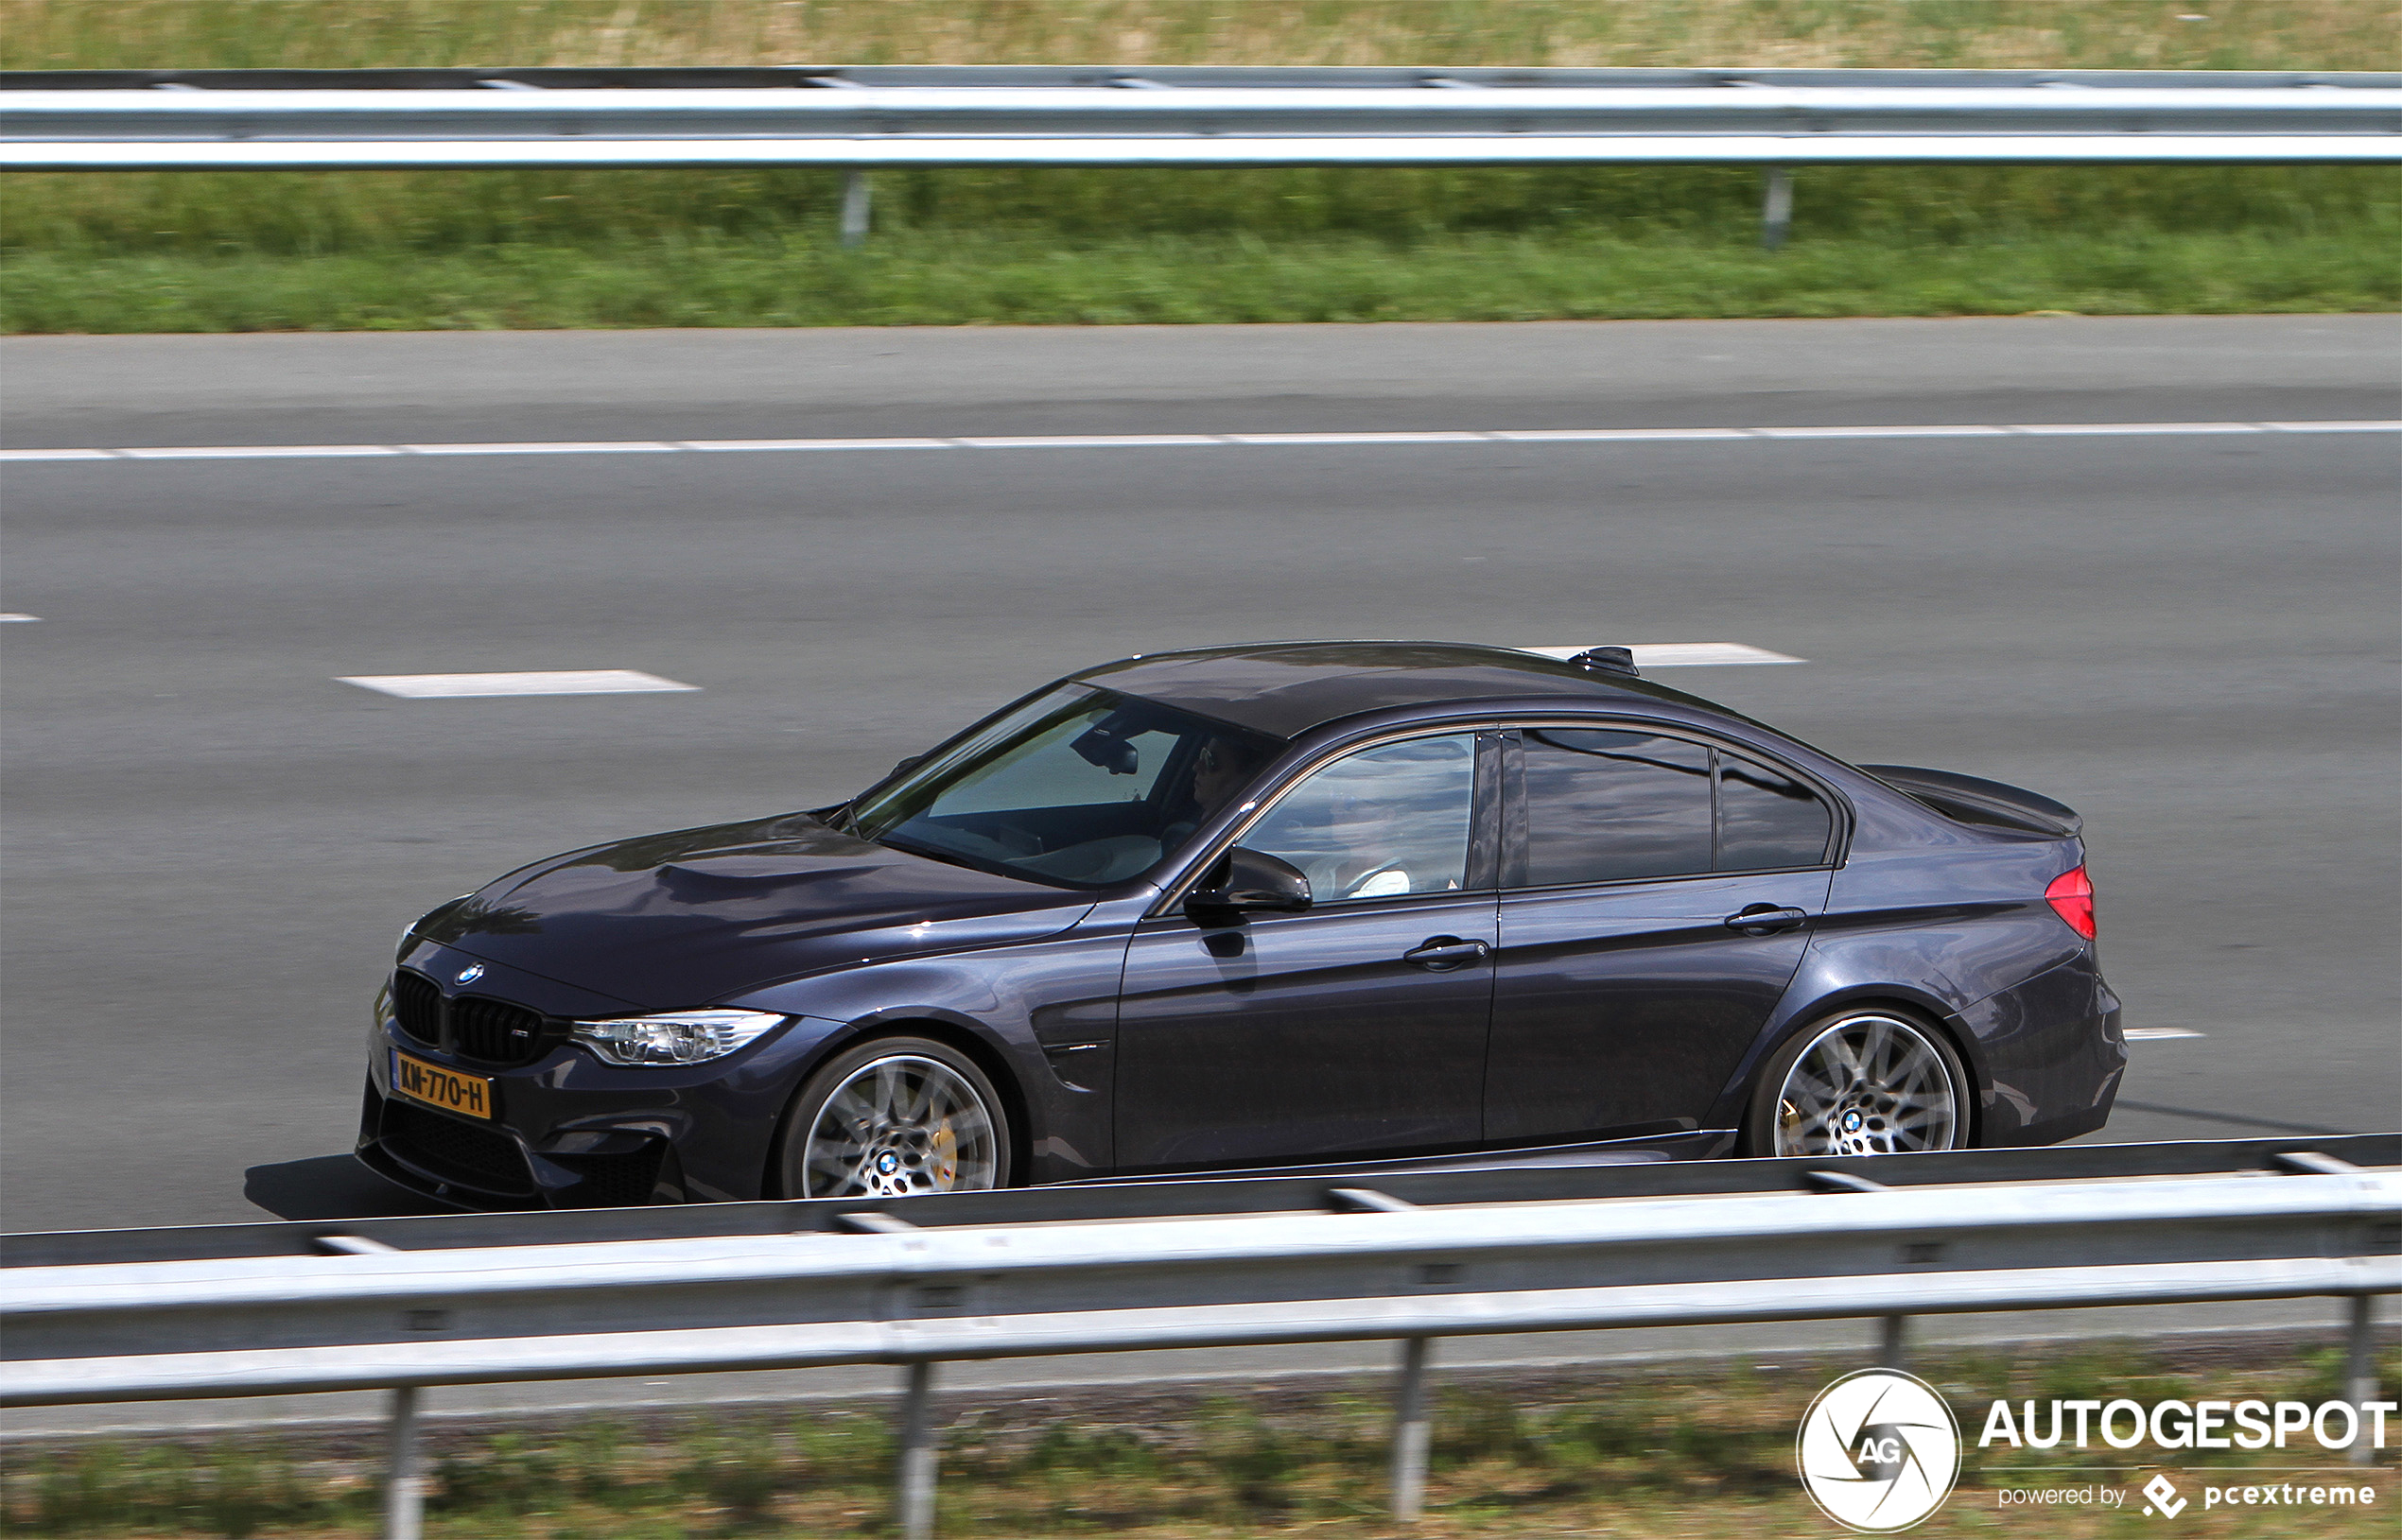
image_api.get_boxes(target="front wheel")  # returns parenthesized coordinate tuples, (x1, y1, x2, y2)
(1744, 1012, 1969, 1157)
(775, 1036, 1012, 1199)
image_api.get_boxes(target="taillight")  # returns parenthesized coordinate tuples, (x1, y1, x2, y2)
(2045, 865, 2097, 941)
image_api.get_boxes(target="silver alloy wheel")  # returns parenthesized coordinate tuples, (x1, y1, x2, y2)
(1771, 1014, 1961, 1156)
(800, 1053, 1001, 1198)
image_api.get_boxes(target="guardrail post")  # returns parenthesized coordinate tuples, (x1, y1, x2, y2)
(896, 1360, 939, 1540)
(2346, 1294, 2378, 1466)
(1761, 167, 1794, 251)
(1878, 1314, 1908, 1370)
(841, 169, 872, 248)
(382, 1385, 424, 1540)
(1391, 1336, 1434, 1522)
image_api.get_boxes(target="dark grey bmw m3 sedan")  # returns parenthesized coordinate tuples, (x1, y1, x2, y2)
(361, 641, 2124, 1208)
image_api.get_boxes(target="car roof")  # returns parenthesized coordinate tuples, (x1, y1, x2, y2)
(1071, 641, 1754, 740)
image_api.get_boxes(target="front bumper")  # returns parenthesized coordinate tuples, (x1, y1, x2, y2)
(357, 958, 846, 1208)
(357, 1068, 689, 1208)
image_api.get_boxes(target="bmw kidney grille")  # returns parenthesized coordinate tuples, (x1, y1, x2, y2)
(391, 969, 548, 1066)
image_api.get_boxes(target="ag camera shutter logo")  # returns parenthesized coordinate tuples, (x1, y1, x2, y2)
(1797, 1369, 1962, 1531)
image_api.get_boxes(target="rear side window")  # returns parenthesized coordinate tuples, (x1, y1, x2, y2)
(1716, 749, 1833, 870)
(1515, 729, 1833, 887)
(1519, 729, 1714, 885)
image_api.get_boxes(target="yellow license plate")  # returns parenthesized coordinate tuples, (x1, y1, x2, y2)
(391, 1048, 496, 1120)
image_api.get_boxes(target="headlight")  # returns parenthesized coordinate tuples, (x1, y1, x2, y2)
(569, 1010, 787, 1066)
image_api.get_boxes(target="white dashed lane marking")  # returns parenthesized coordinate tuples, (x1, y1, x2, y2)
(1, 420, 2392, 463)
(2123, 1028, 2208, 1041)
(339, 670, 700, 699)
(0, 614, 41, 622)
(1518, 643, 1803, 667)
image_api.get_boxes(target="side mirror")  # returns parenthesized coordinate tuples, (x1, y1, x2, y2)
(1185, 847, 1312, 921)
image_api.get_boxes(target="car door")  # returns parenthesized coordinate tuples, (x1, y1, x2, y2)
(1113, 731, 1501, 1170)
(1484, 725, 1836, 1145)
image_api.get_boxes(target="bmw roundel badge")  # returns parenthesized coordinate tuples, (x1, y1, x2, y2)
(456, 963, 485, 985)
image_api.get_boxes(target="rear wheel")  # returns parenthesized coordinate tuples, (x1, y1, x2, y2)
(775, 1036, 1011, 1199)
(1745, 1012, 1968, 1157)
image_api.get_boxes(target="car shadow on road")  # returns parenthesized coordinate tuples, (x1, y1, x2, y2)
(243, 1154, 449, 1220)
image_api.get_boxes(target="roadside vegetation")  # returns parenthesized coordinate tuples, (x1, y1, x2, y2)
(3, 1342, 2392, 1537)
(0, 1, 2394, 331)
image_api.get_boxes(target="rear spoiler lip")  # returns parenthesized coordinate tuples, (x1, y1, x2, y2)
(1856, 764, 2083, 839)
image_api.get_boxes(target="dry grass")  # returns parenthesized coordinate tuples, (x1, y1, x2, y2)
(3, 1, 2396, 73)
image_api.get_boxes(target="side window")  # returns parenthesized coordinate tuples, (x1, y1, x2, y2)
(1519, 729, 1714, 885)
(1716, 749, 1834, 870)
(1242, 735, 1477, 902)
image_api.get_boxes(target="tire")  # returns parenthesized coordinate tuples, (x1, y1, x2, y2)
(1742, 1010, 1970, 1158)
(774, 1035, 1013, 1199)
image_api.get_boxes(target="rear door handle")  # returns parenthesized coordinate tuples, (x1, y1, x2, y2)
(1724, 905, 1810, 936)
(1403, 936, 1491, 971)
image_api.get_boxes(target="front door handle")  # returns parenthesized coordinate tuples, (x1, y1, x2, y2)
(1725, 905, 1810, 936)
(1403, 936, 1491, 971)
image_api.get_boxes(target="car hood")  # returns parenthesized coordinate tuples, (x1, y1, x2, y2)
(416, 813, 1096, 1010)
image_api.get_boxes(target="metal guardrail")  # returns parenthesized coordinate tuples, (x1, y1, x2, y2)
(4, 66, 2396, 173)
(5, 1137, 2397, 1540)
(7, 65, 2391, 249)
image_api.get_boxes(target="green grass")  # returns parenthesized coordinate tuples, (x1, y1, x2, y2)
(7, 161, 2393, 254)
(2, 3, 2395, 333)
(2, 1342, 2393, 1537)
(6, 219, 2395, 333)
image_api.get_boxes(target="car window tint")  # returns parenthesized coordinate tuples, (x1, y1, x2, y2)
(846, 684, 1284, 889)
(1243, 735, 1477, 903)
(936, 722, 1180, 814)
(1716, 749, 1833, 870)
(1520, 729, 1714, 885)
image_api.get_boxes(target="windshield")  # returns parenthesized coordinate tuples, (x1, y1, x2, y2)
(846, 684, 1286, 888)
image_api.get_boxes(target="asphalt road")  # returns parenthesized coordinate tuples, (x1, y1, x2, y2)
(2, 316, 2396, 1241)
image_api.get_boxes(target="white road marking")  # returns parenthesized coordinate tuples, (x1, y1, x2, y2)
(404, 441, 683, 456)
(338, 670, 699, 699)
(1, 420, 2391, 464)
(1223, 430, 1491, 445)
(2123, 1028, 2208, 1041)
(2009, 422, 2259, 437)
(1517, 643, 1805, 667)
(952, 434, 1225, 448)
(1494, 426, 1750, 441)
(1753, 424, 2012, 439)
(688, 437, 951, 452)
(0, 613, 42, 622)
